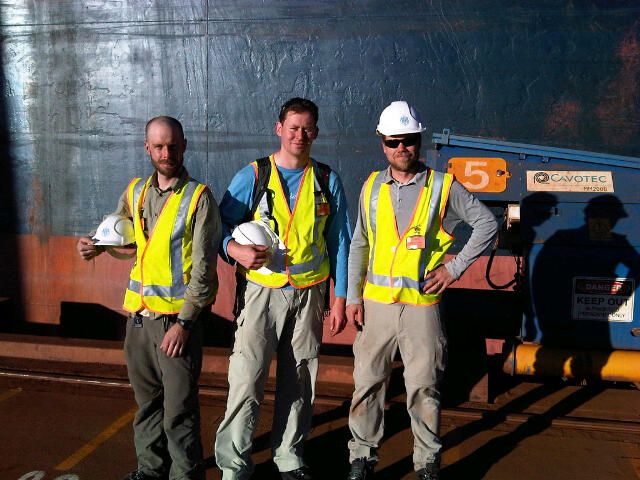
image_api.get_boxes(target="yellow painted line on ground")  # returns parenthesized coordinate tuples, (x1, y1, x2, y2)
(0, 388, 22, 402)
(623, 443, 640, 479)
(55, 406, 137, 471)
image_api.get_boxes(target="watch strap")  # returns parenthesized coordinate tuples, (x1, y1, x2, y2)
(176, 318, 193, 330)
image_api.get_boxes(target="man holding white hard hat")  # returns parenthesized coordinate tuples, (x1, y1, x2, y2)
(214, 98, 352, 480)
(76, 116, 221, 480)
(230, 220, 281, 275)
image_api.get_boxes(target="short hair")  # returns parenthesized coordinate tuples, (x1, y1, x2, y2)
(145, 116, 184, 139)
(278, 97, 319, 124)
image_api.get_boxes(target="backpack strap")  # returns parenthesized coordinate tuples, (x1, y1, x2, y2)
(312, 161, 334, 313)
(248, 156, 272, 222)
(314, 161, 332, 203)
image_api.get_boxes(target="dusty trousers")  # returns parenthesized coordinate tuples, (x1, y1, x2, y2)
(215, 281, 325, 480)
(124, 315, 204, 480)
(348, 300, 447, 471)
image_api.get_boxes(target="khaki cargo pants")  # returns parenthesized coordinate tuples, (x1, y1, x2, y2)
(348, 300, 447, 471)
(215, 281, 325, 480)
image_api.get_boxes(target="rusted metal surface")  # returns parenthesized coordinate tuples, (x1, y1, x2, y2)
(0, 2, 638, 352)
(0, 235, 517, 348)
(3, 1, 639, 235)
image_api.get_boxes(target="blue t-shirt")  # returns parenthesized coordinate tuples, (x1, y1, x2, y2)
(219, 159, 352, 298)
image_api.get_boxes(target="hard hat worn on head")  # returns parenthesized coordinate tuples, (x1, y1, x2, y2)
(376, 101, 427, 136)
(92, 214, 135, 246)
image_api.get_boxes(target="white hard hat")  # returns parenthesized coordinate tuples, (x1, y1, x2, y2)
(231, 220, 280, 274)
(376, 101, 427, 136)
(92, 214, 135, 246)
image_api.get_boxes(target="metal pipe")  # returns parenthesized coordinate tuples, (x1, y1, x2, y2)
(503, 343, 640, 383)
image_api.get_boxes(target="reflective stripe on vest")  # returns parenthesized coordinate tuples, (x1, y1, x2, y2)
(363, 169, 454, 306)
(123, 176, 206, 313)
(126, 279, 187, 299)
(244, 155, 330, 288)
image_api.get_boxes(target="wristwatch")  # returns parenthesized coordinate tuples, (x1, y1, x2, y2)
(176, 318, 193, 331)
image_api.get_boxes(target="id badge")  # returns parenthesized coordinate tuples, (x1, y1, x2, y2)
(132, 314, 143, 328)
(316, 202, 330, 217)
(406, 235, 426, 250)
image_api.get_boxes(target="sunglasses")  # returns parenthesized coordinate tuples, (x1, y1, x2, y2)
(383, 135, 420, 148)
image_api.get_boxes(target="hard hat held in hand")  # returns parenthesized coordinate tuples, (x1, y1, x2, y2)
(231, 220, 281, 274)
(92, 214, 135, 246)
(376, 101, 427, 136)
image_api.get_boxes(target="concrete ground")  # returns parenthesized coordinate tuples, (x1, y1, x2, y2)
(1, 370, 639, 480)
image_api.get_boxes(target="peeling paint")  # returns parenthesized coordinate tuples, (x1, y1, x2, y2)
(596, 22, 640, 146)
(545, 101, 582, 139)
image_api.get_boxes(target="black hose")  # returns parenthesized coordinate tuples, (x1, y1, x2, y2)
(485, 240, 522, 290)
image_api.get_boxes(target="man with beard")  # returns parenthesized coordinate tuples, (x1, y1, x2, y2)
(344, 101, 497, 480)
(77, 116, 221, 480)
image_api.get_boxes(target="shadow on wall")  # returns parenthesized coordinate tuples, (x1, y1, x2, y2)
(0, 299, 236, 347)
(60, 302, 127, 340)
(0, 8, 24, 331)
(524, 193, 640, 375)
(0, 302, 128, 339)
(440, 288, 522, 405)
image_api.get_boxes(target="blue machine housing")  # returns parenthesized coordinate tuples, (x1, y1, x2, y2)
(431, 130, 640, 351)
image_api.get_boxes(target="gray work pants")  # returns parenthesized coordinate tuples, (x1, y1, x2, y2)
(215, 281, 325, 480)
(348, 300, 446, 471)
(124, 315, 204, 480)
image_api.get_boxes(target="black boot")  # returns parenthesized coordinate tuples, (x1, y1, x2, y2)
(281, 466, 313, 480)
(347, 458, 375, 480)
(416, 462, 439, 480)
(121, 471, 166, 480)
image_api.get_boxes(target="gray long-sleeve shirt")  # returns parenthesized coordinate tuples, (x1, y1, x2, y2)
(109, 167, 221, 321)
(346, 163, 498, 305)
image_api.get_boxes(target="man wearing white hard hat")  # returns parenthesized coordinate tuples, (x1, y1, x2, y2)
(345, 101, 497, 480)
(76, 116, 221, 480)
(214, 98, 352, 480)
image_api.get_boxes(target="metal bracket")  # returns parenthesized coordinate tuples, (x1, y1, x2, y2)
(441, 128, 450, 145)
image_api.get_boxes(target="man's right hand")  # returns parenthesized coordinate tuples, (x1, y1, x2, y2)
(77, 237, 103, 261)
(227, 240, 271, 270)
(346, 303, 364, 328)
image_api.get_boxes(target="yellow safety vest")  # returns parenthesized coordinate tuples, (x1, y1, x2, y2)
(362, 169, 455, 306)
(123, 176, 207, 314)
(242, 155, 331, 288)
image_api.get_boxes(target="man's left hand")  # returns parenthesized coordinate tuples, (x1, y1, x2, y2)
(423, 264, 455, 295)
(326, 296, 347, 336)
(160, 323, 190, 358)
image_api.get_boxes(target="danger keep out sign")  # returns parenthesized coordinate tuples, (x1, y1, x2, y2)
(572, 277, 635, 322)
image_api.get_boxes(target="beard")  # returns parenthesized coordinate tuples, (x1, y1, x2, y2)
(152, 157, 183, 178)
(391, 152, 419, 172)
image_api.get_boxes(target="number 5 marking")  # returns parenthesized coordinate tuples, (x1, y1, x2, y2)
(447, 157, 509, 193)
(461, 160, 490, 190)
